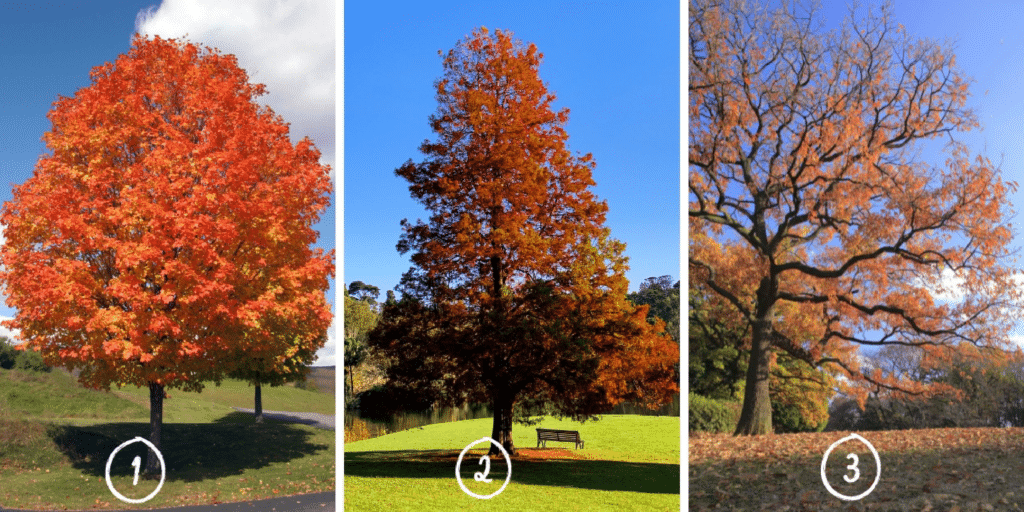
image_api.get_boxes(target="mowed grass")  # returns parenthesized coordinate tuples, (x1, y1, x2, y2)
(0, 368, 334, 510)
(344, 415, 681, 511)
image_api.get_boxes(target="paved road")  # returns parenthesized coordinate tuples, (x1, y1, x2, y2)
(0, 491, 334, 512)
(231, 408, 335, 430)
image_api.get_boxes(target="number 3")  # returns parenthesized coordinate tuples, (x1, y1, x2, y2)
(844, 453, 860, 483)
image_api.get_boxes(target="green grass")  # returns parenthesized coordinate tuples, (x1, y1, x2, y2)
(0, 368, 334, 510)
(344, 415, 680, 511)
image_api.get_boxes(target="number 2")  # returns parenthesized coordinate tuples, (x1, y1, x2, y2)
(131, 456, 142, 486)
(474, 455, 493, 483)
(843, 453, 860, 483)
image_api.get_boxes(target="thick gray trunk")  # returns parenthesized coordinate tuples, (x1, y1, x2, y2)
(489, 390, 516, 456)
(734, 276, 776, 435)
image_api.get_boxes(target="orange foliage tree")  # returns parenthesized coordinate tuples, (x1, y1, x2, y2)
(370, 28, 678, 456)
(690, 0, 1022, 435)
(0, 35, 333, 472)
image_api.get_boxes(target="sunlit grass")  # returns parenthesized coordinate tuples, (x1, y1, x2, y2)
(345, 415, 680, 511)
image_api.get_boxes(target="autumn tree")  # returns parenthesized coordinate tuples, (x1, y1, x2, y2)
(227, 330, 320, 423)
(690, 0, 1021, 435)
(0, 35, 333, 473)
(344, 286, 379, 405)
(370, 28, 678, 456)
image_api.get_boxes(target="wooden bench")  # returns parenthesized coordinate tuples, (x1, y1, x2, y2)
(536, 428, 584, 449)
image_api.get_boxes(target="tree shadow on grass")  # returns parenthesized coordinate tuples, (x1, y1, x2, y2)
(47, 412, 331, 483)
(344, 449, 679, 494)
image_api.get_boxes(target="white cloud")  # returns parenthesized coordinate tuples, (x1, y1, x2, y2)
(927, 267, 967, 304)
(134, 0, 335, 179)
(1009, 334, 1024, 352)
(312, 314, 336, 367)
(0, 315, 21, 344)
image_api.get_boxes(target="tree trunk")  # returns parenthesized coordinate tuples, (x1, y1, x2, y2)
(734, 276, 776, 435)
(345, 365, 354, 404)
(254, 383, 263, 423)
(489, 391, 516, 456)
(145, 381, 164, 475)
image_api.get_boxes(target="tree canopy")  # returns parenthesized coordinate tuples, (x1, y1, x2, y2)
(370, 27, 678, 456)
(689, 0, 1021, 435)
(1, 35, 333, 471)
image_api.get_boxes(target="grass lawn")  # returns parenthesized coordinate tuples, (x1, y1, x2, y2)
(344, 415, 680, 511)
(0, 368, 334, 510)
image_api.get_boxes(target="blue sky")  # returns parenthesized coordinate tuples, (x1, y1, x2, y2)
(1, 0, 336, 365)
(816, 1, 1024, 356)
(343, 1, 681, 297)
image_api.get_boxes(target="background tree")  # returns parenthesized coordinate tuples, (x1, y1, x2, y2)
(689, 286, 747, 400)
(628, 276, 681, 344)
(344, 286, 379, 406)
(371, 27, 678, 456)
(347, 281, 381, 306)
(829, 344, 1024, 431)
(689, 0, 1021, 435)
(0, 35, 333, 473)
(0, 337, 17, 370)
(227, 330, 320, 423)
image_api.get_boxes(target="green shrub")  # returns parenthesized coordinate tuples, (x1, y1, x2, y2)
(772, 399, 828, 433)
(0, 339, 17, 370)
(689, 392, 740, 433)
(13, 349, 50, 373)
(294, 378, 318, 392)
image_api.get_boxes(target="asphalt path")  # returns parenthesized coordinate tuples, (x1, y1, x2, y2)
(0, 491, 334, 512)
(231, 408, 335, 430)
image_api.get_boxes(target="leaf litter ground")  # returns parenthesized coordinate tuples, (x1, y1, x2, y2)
(690, 427, 1024, 511)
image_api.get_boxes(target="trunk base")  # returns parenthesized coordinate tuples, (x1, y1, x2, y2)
(145, 381, 164, 475)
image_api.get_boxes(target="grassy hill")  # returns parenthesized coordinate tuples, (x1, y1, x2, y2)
(345, 415, 680, 511)
(0, 367, 334, 510)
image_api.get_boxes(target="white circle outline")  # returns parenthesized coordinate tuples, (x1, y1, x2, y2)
(455, 437, 512, 499)
(105, 436, 166, 504)
(820, 433, 881, 501)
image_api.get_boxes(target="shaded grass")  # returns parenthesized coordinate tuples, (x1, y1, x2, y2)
(344, 415, 680, 511)
(2, 420, 334, 510)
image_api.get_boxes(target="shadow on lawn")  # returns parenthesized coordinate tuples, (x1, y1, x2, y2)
(47, 412, 330, 483)
(344, 449, 679, 494)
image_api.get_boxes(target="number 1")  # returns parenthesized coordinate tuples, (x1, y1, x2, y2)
(131, 456, 142, 486)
